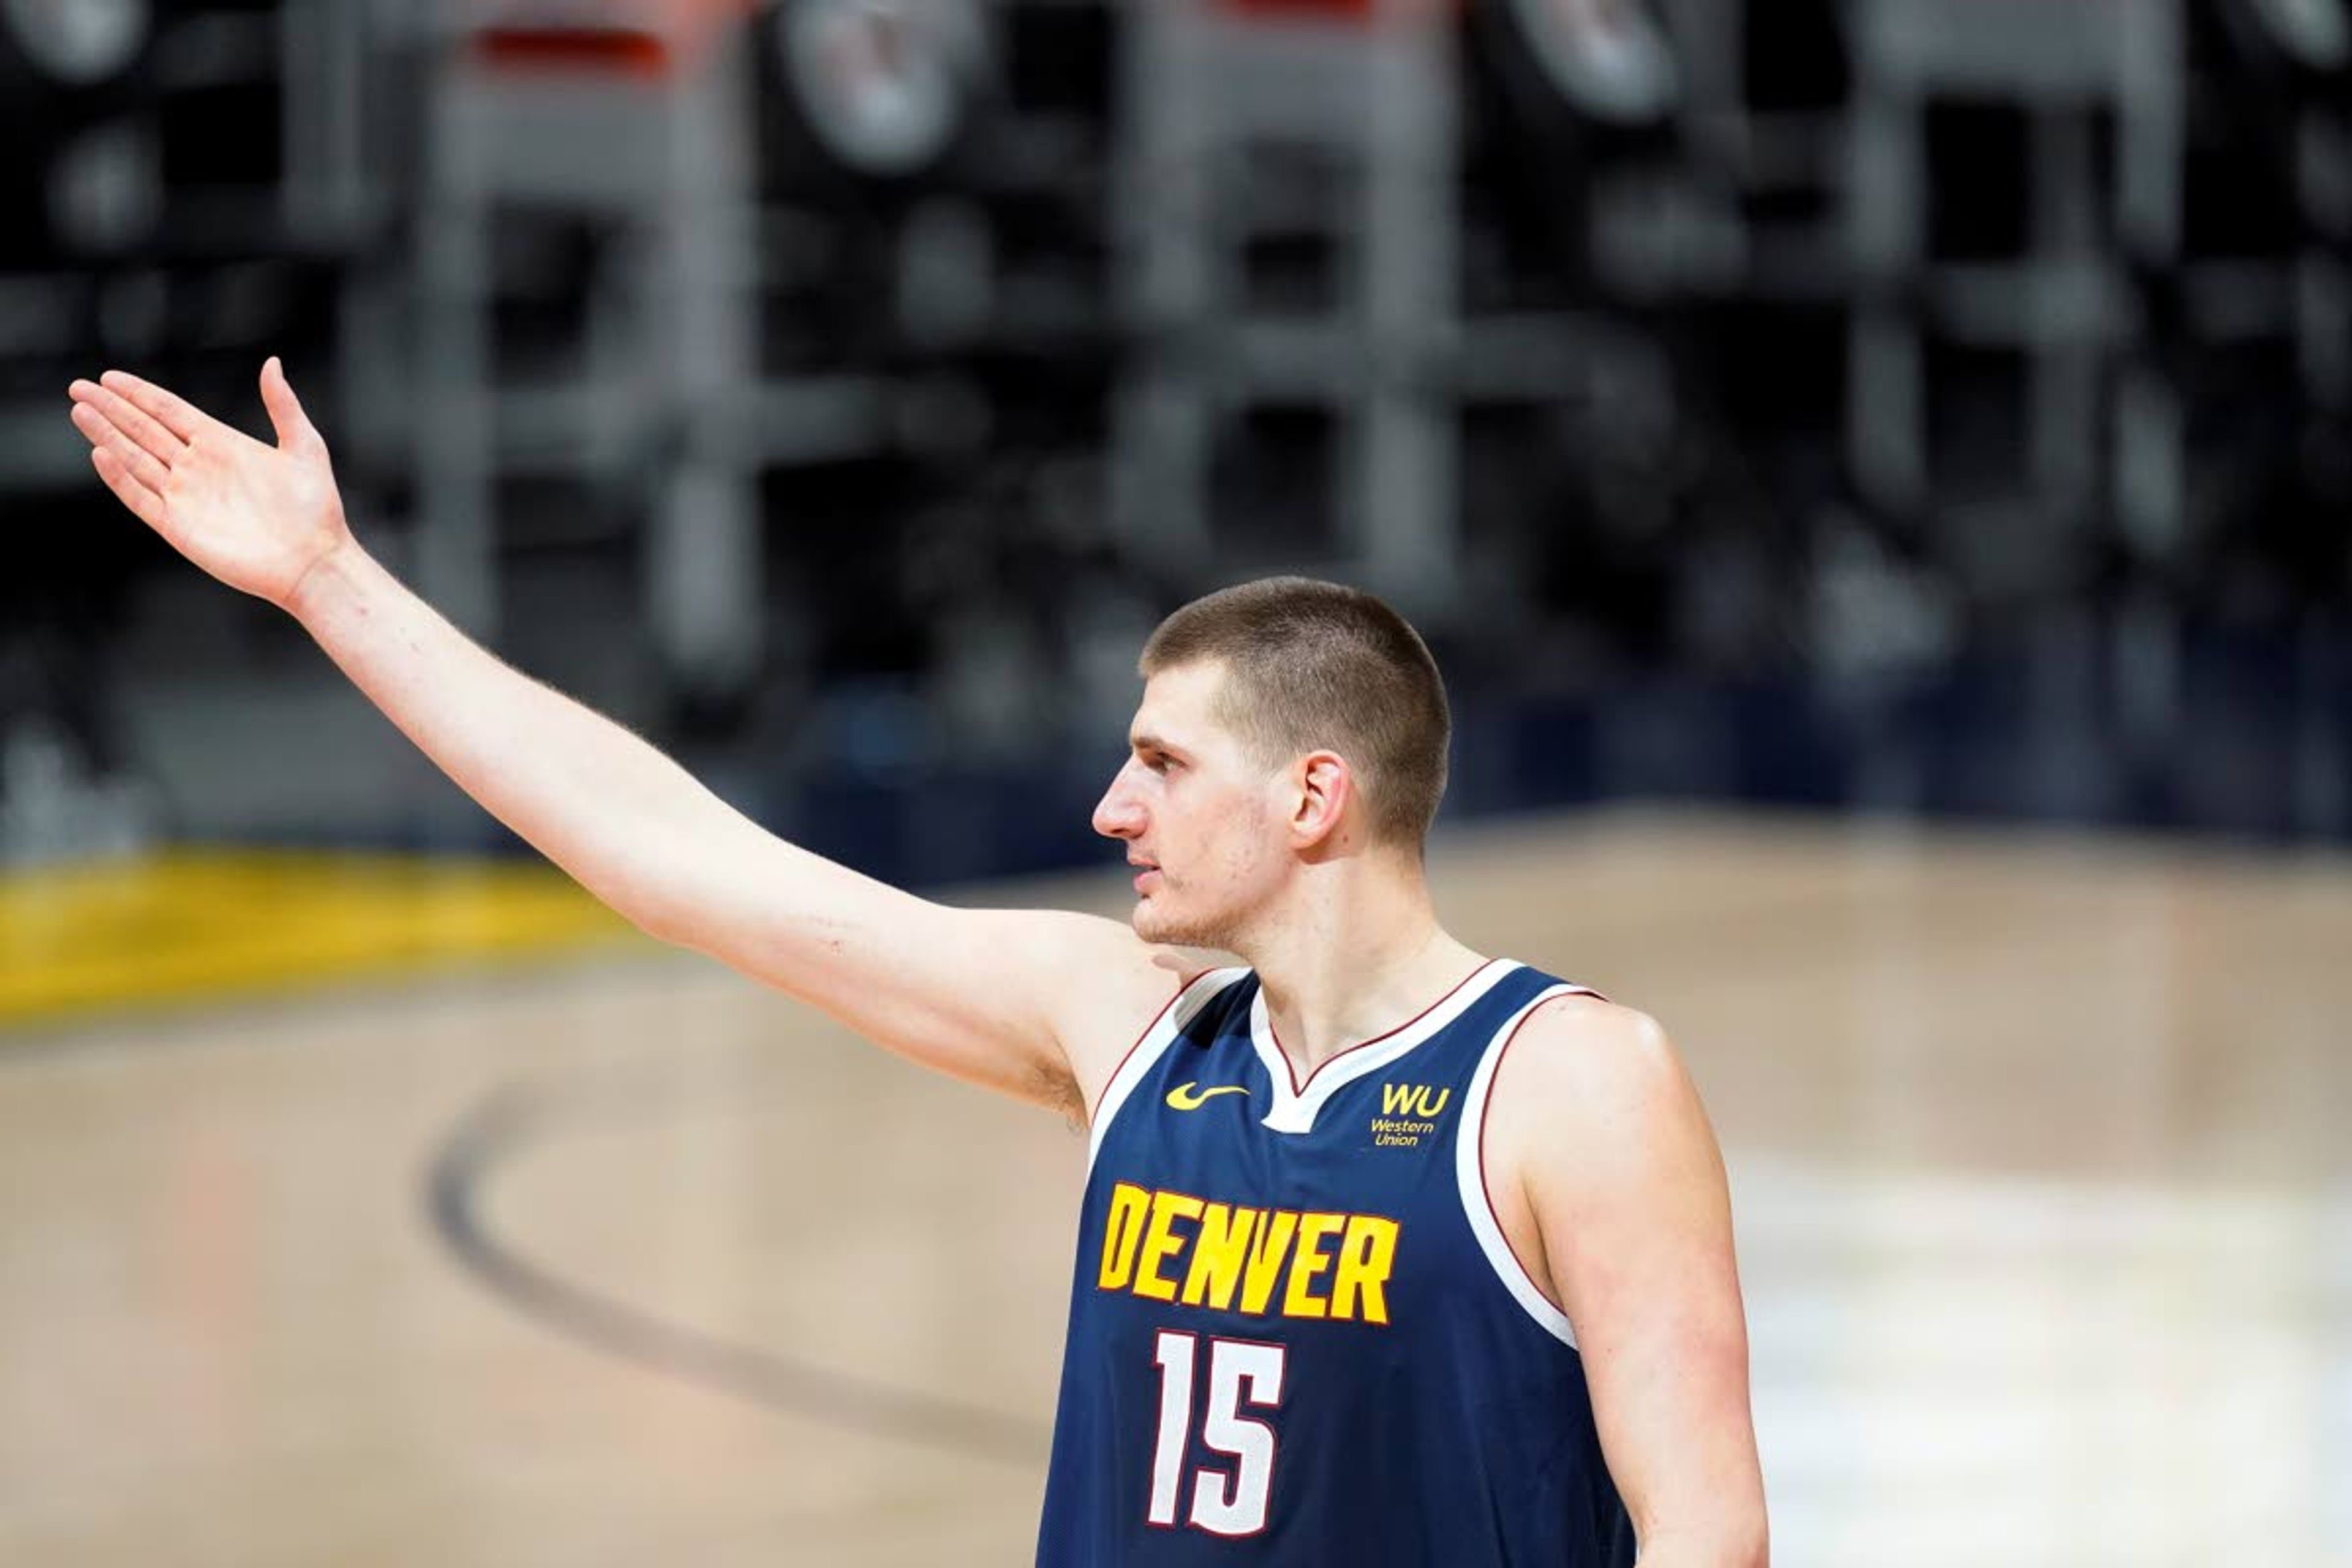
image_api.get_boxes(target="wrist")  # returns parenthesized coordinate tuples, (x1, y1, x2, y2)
(285, 537, 378, 630)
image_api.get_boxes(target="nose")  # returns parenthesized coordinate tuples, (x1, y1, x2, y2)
(1093, 763, 1145, 841)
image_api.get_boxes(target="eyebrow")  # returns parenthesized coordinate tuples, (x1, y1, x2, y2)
(1129, 732, 1180, 756)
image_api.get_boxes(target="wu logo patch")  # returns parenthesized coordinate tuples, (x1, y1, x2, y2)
(1167, 1082, 1250, 1112)
(1379, 1083, 1452, 1119)
(1371, 1082, 1450, 1148)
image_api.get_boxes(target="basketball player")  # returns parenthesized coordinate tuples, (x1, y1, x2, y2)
(67, 361, 1767, 1566)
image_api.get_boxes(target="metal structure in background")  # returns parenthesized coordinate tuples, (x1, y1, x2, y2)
(0, 0, 152, 465)
(1846, 0, 2185, 547)
(1839, 0, 2350, 824)
(413, 0, 1000, 704)
(417, 2, 762, 694)
(1111, 0, 1464, 616)
(0, 0, 154, 270)
(1110, 0, 1686, 626)
(0, 0, 388, 862)
(1842, 0, 2189, 818)
(1, 0, 2346, 848)
(0, 0, 391, 466)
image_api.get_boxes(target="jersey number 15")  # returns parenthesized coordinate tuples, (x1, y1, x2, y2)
(1147, 1330, 1289, 1537)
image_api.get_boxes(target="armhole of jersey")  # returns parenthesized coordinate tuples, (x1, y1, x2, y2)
(1453, 983, 1594, 1351)
(1087, 967, 1248, 1172)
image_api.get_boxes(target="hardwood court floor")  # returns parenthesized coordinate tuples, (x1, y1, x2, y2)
(1, 809, 2347, 1566)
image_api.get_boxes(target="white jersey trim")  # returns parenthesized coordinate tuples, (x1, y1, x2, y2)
(1248, 958, 1521, 1136)
(1455, 982, 1594, 1350)
(1088, 967, 1250, 1172)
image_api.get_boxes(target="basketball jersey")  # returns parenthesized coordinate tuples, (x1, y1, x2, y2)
(1035, 959, 1637, 1567)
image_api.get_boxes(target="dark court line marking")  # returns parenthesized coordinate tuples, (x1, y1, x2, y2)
(423, 1077, 1051, 1466)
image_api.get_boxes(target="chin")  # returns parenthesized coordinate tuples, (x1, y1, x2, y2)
(1130, 897, 1180, 943)
(1131, 899, 1174, 943)
(1133, 897, 1235, 953)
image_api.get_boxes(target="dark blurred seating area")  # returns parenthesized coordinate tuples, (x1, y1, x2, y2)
(3, 0, 2347, 878)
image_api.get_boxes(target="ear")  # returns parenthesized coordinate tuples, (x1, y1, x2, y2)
(1288, 750, 1354, 851)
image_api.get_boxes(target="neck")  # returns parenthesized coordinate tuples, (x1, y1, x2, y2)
(1235, 848, 1487, 1079)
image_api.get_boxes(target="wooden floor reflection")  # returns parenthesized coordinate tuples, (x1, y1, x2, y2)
(2, 809, 2346, 1566)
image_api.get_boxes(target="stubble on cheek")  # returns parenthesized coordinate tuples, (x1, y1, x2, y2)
(1154, 836, 1268, 951)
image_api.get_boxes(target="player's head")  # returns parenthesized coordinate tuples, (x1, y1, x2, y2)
(1092, 576, 1450, 948)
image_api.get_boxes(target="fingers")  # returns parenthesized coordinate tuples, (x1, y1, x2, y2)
(69, 379, 186, 466)
(69, 400, 174, 497)
(258, 356, 315, 450)
(69, 383, 181, 489)
(89, 447, 168, 531)
(96, 368, 211, 444)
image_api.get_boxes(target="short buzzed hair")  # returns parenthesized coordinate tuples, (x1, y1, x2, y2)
(1140, 576, 1450, 848)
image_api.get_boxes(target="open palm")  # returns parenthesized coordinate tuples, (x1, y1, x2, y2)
(68, 359, 353, 609)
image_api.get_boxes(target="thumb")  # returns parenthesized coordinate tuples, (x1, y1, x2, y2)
(260, 356, 316, 450)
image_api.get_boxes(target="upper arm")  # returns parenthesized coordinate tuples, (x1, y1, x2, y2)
(1488, 998, 1768, 1564)
(646, 819, 1192, 1117)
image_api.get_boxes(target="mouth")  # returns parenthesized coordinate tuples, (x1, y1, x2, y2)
(1128, 856, 1159, 893)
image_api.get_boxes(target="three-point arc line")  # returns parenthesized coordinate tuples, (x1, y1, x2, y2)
(422, 1072, 1050, 1465)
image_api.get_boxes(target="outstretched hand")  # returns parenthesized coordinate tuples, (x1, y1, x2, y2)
(69, 358, 355, 611)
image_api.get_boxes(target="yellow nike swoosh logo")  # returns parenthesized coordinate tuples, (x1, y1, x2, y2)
(1166, 1082, 1250, 1111)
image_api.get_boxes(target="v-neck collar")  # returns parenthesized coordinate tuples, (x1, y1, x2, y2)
(1247, 959, 1518, 1135)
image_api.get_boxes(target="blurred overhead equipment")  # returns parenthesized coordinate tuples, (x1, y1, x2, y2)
(2193, 0, 2351, 253)
(0, 0, 380, 487)
(0, 0, 156, 262)
(420, 0, 882, 704)
(0, 0, 149, 93)
(1458, 0, 1684, 312)
(1114, 0, 1479, 612)
(760, 0, 989, 185)
(1480, 0, 1680, 132)
(2209, 0, 2351, 79)
(465, 0, 755, 74)
(2171, 0, 2352, 613)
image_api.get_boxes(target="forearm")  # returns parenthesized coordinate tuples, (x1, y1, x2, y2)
(281, 538, 1100, 1104)
(287, 541, 760, 941)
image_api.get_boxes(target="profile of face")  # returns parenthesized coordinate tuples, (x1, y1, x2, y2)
(1091, 660, 1302, 951)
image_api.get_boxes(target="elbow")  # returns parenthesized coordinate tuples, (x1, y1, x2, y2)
(629, 894, 708, 952)
(577, 866, 699, 951)
(580, 839, 726, 950)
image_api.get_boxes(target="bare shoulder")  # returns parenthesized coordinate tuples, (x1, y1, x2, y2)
(1499, 992, 1691, 1104)
(1486, 992, 1722, 1196)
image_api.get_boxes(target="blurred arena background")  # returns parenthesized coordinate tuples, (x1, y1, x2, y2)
(1, 0, 2348, 1563)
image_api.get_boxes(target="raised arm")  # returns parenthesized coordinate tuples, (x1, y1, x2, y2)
(67, 360, 1178, 1114)
(1487, 998, 1768, 1567)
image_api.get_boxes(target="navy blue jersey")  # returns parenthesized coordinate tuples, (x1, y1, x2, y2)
(1036, 960, 1636, 1567)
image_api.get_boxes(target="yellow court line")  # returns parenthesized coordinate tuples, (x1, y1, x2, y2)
(0, 850, 641, 1030)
